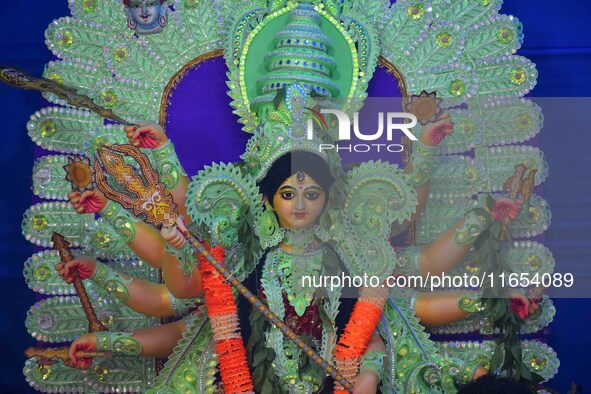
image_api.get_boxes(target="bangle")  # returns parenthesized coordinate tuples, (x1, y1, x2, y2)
(95, 332, 142, 356)
(169, 292, 200, 318)
(360, 350, 386, 381)
(458, 292, 485, 314)
(165, 242, 198, 275)
(454, 209, 490, 245)
(90, 262, 133, 303)
(151, 140, 186, 189)
(409, 143, 435, 188)
(100, 200, 139, 243)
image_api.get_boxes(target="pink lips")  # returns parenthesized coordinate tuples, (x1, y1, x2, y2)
(293, 212, 307, 219)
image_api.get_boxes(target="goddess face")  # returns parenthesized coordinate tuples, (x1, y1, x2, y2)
(125, 0, 167, 34)
(272, 171, 326, 229)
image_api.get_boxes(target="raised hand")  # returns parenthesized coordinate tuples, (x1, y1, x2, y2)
(421, 111, 454, 146)
(68, 333, 97, 370)
(125, 123, 168, 149)
(68, 189, 107, 214)
(55, 257, 97, 283)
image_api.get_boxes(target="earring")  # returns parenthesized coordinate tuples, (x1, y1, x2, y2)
(158, 14, 168, 28)
(127, 18, 137, 30)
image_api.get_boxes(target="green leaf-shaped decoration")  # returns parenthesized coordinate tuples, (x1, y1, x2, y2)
(380, 1, 432, 65)
(68, 0, 127, 28)
(45, 17, 113, 61)
(26, 295, 158, 343)
(104, 35, 167, 89)
(93, 79, 160, 124)
(432, 0, 501, 28)
(27, 106, 104, 154)
(468, 96, 543, 147)
(396, 22, 465, 73)
(22, 202, 94, 248)
(429, 155, 484, 198)
(42, 60, 110, 106)
(24, 356, 154, 393)
(32, 155, 71, 200)
(474, 55, 538, 97)
(476, 145, 548, 192)
(464, 14, 523, 60)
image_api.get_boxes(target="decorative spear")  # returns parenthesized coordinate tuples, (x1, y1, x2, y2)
(52, 232, 108, 333)
(0, 66, 132, 125)
(25, 346, 109, 366)
(93, 143, 354, 392)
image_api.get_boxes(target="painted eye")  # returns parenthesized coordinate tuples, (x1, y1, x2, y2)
(305, 192, 320, 200)
(280, 192, 294, 200)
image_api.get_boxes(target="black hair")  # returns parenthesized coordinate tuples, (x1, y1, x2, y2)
(257, 151, 335, 206)
(457, 375, 536, 394)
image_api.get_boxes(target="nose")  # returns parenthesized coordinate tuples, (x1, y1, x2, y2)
(141, 3, 147, 13)
(294, 195, 305, 211)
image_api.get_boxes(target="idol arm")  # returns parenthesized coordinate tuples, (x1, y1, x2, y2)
(56, 257, 197, 318)
(414, 291, 468, 327)
(161, 252, 204, 299)
(418, 218, 472, 277)
(69, 319, 187, 368)
(131, 319, 187, 358)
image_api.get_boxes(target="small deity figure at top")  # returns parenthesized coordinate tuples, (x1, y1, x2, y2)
(124, 0, 168, 35)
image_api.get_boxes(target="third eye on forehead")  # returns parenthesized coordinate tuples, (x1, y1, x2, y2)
(280, 173, 320, 188)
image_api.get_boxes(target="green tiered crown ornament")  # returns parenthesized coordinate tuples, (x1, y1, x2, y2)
(251, 3, 340, 115)
(16, 0, 558, 393)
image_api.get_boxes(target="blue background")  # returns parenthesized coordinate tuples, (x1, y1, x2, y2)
(1, 1, 590, 392)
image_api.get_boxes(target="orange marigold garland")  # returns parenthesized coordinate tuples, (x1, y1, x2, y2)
(333, 286, 388, 394)
(199, 245, 253, 393)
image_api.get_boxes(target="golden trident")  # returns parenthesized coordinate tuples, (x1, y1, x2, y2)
(93, 143, 354, 392)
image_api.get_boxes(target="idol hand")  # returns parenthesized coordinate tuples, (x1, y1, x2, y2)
(421, 111, 454, 146)
(68, 333, 97, 370)
(55, 257, 97, 283)
(160, 216, 188, 249)
(125, 122, 168, 149)
(68, 189, 107, 214)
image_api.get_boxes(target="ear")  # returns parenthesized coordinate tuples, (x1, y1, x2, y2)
(262, 195, 269, 204)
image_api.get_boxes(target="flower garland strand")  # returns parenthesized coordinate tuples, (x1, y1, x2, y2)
(199, 245, 253, 393)
(333, 286, 389, 394)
